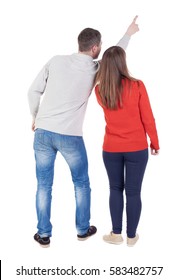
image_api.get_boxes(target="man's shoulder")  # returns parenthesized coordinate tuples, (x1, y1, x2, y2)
(50, 54, 70, 61)
(48, 54, 73, 67)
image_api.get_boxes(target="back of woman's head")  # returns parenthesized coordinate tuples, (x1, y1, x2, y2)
(95, 46, 136, 110)
(102, 46, 128, 75)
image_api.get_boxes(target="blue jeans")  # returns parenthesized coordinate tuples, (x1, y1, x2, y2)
(103, 149, 148, 238)
(33, 129, 91, 237)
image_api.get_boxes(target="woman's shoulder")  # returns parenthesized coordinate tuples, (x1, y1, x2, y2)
(130, 78, 143, 85)
(129, 79, 145, 90)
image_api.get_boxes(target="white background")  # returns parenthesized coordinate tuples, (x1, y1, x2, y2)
(0, 0, 176, 279)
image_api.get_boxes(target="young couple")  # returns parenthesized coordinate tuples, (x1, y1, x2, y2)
(28, 16, 159, 248)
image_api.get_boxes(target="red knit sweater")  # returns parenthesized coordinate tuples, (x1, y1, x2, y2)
(95, 79, 159, 152)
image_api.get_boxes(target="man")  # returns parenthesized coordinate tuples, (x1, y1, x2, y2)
(28, 16, 139, 247)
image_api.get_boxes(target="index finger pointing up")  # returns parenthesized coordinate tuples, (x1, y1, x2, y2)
(133, 15, 138, 23)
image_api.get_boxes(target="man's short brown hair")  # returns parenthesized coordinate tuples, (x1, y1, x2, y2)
(78, 28, 101, 52)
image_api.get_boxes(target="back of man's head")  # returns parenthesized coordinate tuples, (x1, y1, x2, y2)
(78, 28, 101, 52)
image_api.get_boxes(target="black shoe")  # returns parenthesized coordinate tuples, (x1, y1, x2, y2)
(34, 233, 50, 247)
(77, 226, 97, 241)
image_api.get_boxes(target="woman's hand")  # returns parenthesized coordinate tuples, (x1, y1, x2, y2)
(151, 148, 160, 155)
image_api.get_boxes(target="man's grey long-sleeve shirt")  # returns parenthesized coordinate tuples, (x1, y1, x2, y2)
(28, 34, 130, 136)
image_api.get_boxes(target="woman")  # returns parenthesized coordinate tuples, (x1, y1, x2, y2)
(94, 46, 159, 246)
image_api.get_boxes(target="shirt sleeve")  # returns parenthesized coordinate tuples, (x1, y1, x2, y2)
(28, 60, 50, 119)
(138, 81, 160, 150)
(116, 34, 130, 50)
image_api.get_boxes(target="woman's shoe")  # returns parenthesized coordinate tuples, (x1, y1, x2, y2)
(103, 231, 123, 245)
(127, 234, 139, 247)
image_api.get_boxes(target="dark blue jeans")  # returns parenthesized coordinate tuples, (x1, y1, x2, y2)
(103, 149, 148, 238)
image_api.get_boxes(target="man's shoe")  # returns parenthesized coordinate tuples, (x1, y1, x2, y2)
(127, 234, 139, 247)
(34, 233, 50, 248)
(77, 226, 97, 241)
(103, 232, 123, 245)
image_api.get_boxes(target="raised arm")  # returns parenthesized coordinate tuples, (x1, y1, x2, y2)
(116, 15, 139, 50)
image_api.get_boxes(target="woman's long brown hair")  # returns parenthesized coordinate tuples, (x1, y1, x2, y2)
(95, 46, 137, 110)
